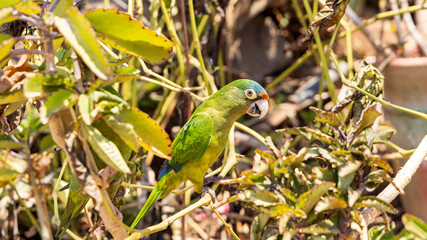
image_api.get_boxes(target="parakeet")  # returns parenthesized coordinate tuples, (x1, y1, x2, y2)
(131, 79, 269, 228)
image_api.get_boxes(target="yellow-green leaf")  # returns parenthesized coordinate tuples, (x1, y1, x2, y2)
(0, 7, 17, 26)
(118, 107, 172, 159)
(0, 140, 22, 149)
(41, 89, 74, 118)
(296, 182, 334, 213)
(0, 90, 26, 105)
(402, 213, 427, 239)
(78, 94, 92, 125)
(81, 122, 131, 174)
(104, 115, 139, 152)
(314, 196, 347, 213)
(15, 0, 42, 15)
(0, 33, 15, 65)
(0, 0, 21, 8)
(0, 168, 19, 187)
(354, 196, 396, 214)
(54, 7, 110, 80)
(85, 8, 174, 64)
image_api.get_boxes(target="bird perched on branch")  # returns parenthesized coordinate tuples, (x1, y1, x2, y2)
(131, 79, 269, 228)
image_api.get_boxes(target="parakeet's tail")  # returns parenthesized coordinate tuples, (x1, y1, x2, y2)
(130, 181, 165, 228)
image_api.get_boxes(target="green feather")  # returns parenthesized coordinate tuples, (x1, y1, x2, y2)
(130, 79, 268, 227)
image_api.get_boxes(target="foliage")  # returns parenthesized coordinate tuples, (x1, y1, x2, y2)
(236, 63, 400, 239)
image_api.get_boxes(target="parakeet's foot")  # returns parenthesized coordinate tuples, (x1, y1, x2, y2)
(203, 176, 230, 185)
(202, 187, 216, 203)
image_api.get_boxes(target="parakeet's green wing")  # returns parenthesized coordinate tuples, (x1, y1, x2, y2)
(168, 114, 214, 173)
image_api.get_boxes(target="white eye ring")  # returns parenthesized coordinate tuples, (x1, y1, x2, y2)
(245, 89, 257, 100)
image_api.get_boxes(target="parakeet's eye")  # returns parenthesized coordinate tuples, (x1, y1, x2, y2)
(245, 89, 257, 100)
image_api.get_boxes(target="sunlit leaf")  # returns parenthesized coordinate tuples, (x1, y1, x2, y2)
(41, 89, 74, 118)
(104, 115, 139, 152)
(314, 196, 347, 213)
(354, 196, 396, 214)
(54, 7, 110, 80)
(0, 7, 17, 26)
(298, 220, 339, 234)
(0, 0, 21, 8)
(0, 90, 26, 104)
(15, 0, 42, 15)
(296, 182, 334, 213)
(118, 107, 172, 159)
(338, 160, 361, 177)
(81, 122, 131, 174)
(78, 94, 92, 125)
(0, 34, 15, 65)
(0, 168, 19, 187)
(367, 157, 393, 173)
(23, 73, 44, 98)
(85, 9, 175, 64)
(402, 213, 427, 239)
(354, 106, 381, 135)
(113, 66, 140, 83)
(0, 140, 22, 149)
(240, 188, 280, 207)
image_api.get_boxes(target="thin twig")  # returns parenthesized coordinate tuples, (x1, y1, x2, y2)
(210, 201, 240, 240)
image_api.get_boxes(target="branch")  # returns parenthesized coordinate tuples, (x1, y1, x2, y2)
(362, 135, 427, 225)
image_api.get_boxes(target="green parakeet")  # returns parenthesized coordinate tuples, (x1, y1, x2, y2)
(131, 79, 269, 228)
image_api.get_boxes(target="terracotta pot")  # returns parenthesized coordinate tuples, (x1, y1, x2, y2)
(383, 57, 427, 221)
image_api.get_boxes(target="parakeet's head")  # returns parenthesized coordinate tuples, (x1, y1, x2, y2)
(212, 79, 269, 119)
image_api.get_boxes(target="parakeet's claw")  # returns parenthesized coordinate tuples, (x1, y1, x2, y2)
(203, 176, 230, 185)
(202, 187, 216, 203)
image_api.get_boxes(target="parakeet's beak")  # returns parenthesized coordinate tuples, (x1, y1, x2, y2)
(247, 99, 269, 118)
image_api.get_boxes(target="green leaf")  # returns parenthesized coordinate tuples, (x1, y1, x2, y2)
(103, 115, 139, 152)
(0, 0, 21, 8)
(250, 213, 270, 240)
(368, 157, 393, 173)
(338, 160, 362, 177)
(81, 122, 131, 174)
(314, 196, 347, 213)
(118, 107, 172, 159)
(15, 0, 42, 15)
(0, 140, 22, 149)
(113, 66, 140, 83)
(296, 182, 334, 213)
(92, 118, 133, 162)
(2, 100, 26, 116)
(0, 168, 19, 187)
(354, 196, 396, 214)
(0, 33, 15, 65)
(402, 213, 427, 239)
(85, 8, 175, 64)
(298, 220, 340, 234)
(41, 89, 74, 118)
(23, 73, 44, 98)
(354, 106, 382, 135)
(78, 94, 92, 125)
(240, 188, 280, 207)
(0, 90, 26, 104)
(311, 107, 340, 127)
(0, 7, 17, 26)
(54, 7, 110, 80)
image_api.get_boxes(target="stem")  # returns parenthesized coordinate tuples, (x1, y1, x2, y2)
(210, 201, 240, 240)
(188, 0, 212, 94)
(330, 52, 427, 120)
(234, 122, 268, 147)
(265, 50, 313, 92)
